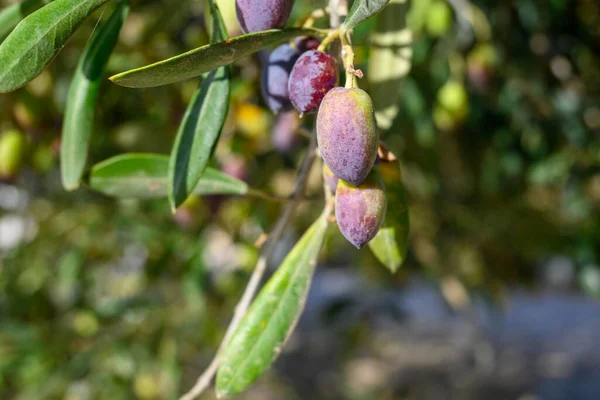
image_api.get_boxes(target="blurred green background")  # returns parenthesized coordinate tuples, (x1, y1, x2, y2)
(1, 0, 600, 399)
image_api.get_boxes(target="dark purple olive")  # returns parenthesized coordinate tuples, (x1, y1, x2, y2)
(236, 0, 295, 33)
(288, 50, 338, 115)
(261, 37, 320, 112)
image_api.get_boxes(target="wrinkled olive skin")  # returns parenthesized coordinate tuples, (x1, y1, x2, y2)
(317, 87, 378, 186)
(288, 50, 338, 114)
(236, 0, 295, 33)
(322, 164, 339, 193)
(335, 169, 387, 249)
(261, 37, 320, 112)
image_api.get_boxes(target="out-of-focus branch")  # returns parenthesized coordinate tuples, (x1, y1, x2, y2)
(446, 0, 491, 43)
(328, 0, 348, 28)
(179, 134, 319, 400)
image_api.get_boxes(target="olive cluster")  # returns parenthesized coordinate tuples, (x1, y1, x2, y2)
(237, 0, 386, 249)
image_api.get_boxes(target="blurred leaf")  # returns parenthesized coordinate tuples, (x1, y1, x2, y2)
(216, 214, 329, 397)
(89, 154, 248, 198)
(369, 160, 410, 273)
(61, 1, 129, 191)
(0, 0, 45, 40)
(169, 0, 230, 210)
(0, 0, 113, 92)
(343, 0, 391, 30)
(109, 27, 324, 88)
(368, 0, 412, 130)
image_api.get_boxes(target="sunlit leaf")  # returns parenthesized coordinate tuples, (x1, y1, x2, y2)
(368, 0, 412, 130)
(0, 0, 113, 92)
(61, 1, 128, 191)
(216, 215, 329, 397)
(343, 0, 391, 30)
(0, 0, 46, 41)
(168, 0, 230, 210)
(368, 160, 410, 273)
(89, 154, 248, 198)
(109, 27, 324, 88)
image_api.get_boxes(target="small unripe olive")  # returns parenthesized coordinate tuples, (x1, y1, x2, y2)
(0, 130, 26, 178)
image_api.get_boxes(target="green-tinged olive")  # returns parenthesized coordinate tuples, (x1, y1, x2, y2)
(0, 130, 26, 178)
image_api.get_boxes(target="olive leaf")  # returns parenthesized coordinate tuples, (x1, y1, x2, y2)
(368, 160, 410, 273)
(89, 154, 248, 199)
(368, 0, 413, 130)
(216, 214, 329, 398)
(61, 0, 129, 191)
(109, 27, 325, 88)
(168, 0, 230, 210)
(0, 0, 113, 93)
(343, 0, 391, 30)
(0, 0, 46, 41)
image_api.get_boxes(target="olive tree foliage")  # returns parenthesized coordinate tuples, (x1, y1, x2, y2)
(0, 0, 411, 397)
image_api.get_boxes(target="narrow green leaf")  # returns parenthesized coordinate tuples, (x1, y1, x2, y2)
(343, 0, 391, 30)
(89, 154, 248, 199)
(0, 0, 46, 41)
(368, 160, 410, 273)
(168, 0, 230, 210)
(61, 1, 128, 191)
(109, 27, 325, 88)
(216, 215, 329, 397)
(368, 0, 412, 130)
(0, 0, 113, 92)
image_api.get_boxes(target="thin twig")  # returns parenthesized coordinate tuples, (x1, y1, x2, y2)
(180, 134, 319, 400)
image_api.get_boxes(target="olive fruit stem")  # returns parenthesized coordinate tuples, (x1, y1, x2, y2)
(298, 8, 328, 28)
(340, 30, 357, 88)
(317, 29, 341, 52)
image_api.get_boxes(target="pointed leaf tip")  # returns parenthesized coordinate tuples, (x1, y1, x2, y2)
(109, 27, 325, 88)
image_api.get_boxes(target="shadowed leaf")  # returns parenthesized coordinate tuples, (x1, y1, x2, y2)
(168, 0, 230, 210)
(368, 160, 410, 273)
(61, 1, 129, 191)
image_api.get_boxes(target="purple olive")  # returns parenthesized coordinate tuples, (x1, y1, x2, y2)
(236, 0, 295, 33)
(261, 37, 320, 112)
(335, 169, 387, 249)
(288, 50, 338, 115)
(317, 87, 378, 186)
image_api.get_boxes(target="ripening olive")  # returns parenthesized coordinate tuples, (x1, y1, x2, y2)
(235, 0, 295, 33)
(317, 87, 378, 186)
(335, 169, 387, 249)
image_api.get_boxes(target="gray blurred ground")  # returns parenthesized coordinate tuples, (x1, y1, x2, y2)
(228, 269, 600, 400)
